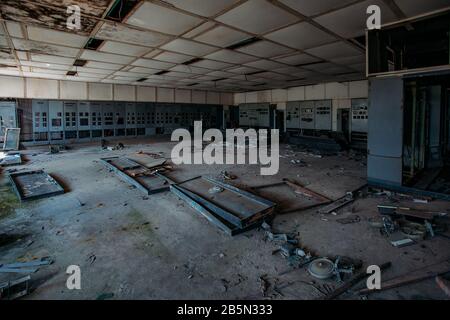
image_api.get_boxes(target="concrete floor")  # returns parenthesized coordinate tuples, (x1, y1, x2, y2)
(0, 137, 449, 300)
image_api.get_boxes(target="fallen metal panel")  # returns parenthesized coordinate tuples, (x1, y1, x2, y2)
(100, 157, 172, 195)
(170, 185, 267, 236)
(8, 170, 65, 201)
(174, 177, 276, 229)
(3, 128, 20, 151)
(251, 179, 331, 214)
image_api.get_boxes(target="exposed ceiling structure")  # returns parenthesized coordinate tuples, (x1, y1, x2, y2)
(0, 0, 449, 92)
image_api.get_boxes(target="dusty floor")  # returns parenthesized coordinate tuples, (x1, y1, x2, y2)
(0, 137, 449, 300)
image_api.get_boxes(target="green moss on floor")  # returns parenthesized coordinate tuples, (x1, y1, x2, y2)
(0, 185, 20, 219)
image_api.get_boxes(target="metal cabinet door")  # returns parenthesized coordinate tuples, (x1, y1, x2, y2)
(77, 101, 91, 139)
(114, 102, 126, 136)
(0, 101, 17, 139)
(63, 101, 78, 140)
(314, 100, 332, 131)
(90, 102, 103, 138)
(102, 102, 115, 137)
(351, 98, 368, 133)
(125, 102, 136, 136)
(286, 101, 300, 129)
(299, 101, 315, 130)
(49, 101, 63, 141)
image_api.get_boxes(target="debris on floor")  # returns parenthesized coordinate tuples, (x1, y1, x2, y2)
(0, 275, 31, 300)
(0, 152, 21, 166)
(8, 170, 65, 201)
(0, 257, 53, 273)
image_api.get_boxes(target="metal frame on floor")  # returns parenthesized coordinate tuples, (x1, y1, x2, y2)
(170, 177, 276, 236)
(8, 170, 65, 201)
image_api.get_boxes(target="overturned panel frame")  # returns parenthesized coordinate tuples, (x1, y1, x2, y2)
(8, 170, 65, 201)
(170, 177, 276, 235)
(251, 179, 332, 214)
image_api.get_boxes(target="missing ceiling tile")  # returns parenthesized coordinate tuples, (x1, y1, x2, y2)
(106, 0, 140, 23)
(227, 37, 262, 50)
(186, 83, 199, 86)
(155, 70, 169, 75)
(73, 59, 87, 67)
(84, 38, 104, 50)
(183, 58, 203, 65)
(66, 71, 77, 76)
(136, 78, 147, 82)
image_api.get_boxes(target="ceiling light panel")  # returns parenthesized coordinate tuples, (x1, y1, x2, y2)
(163, 0, 240, 17)
(27, 26, 88, 48)
(194, 26, 250, 47)
(126, 2, 203, 35)
(279, 0, 356, 16)
(313, 0, 397, 38)
(80, 50, 135, 64)
(265, 22, 336, 50)
(96, 22, 172, 47)
(153, 51, 194, 64)
(205, 50, 257, 64)
(274, 53, 321, 65)
(12, 38, 80, 57)
(236, 41, 294, 58)
(216, 0, 299, 34)
(132, 58, 176, 70)
(161, 39, 217, 56)
(99, 41, 150, 57)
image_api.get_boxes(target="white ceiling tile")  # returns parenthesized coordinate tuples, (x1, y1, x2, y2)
(205, 70, 235, 77)
(183, 21, 217, 38)
(31, 54, 74, 65)
(304, 41, 362, 60)
(129, 66, 161, 74)
(127, 2, 203, 35)
(226, 66, 260, 74)
(265, 22, 336, 50)
(31, 68, 69, 75)
(274, 53, 321, 65)
(153, 51, 194, 63)
(27, 26, 88, 48)
(302, 62, 336, 71)
(72, 67, 113, 75)
(191, 59, 234, 70)
(23, 72, 64, 80)
(114, 71, 149, 78)
(6, 22, 24, 38)
(195, 26, 249, 47)
(395, 0, 450, 17)
(216, 0, 299, 34)
(329, 55, 366, 65)
(80, 50, 135, 64)
(0, 35, 9, 49)
(96, 23, 172, 47)
(143, 49, 163, 59)
(161, 39, 217, 56)
(273, 66, 308, 75)
(85, 61, 124, 70)
(279, 0, 356, 16)
(205, 49, 257, 64)
(21, 60, 71, 71)
(170, 64, 211, 74)
(12, 38, 80, 57)
(16, 51, 28, 60)
(314, 0, 397, 38)
(244, 59, 285, 70)
(163, 0, 240, 17)
(99, 41, 150, 57)
(164, 71, 191, 78)
(132, 58, 176, 70)
(237, 41, 294, 58)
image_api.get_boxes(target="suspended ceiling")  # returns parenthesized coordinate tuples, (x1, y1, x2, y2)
(0, 0, 449, 92)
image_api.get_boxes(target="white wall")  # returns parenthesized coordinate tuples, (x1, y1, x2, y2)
(0, 75, 233, 105)
(233, 80, 369, 131)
